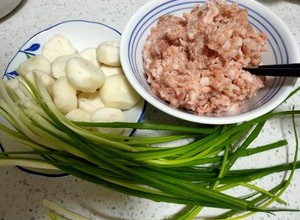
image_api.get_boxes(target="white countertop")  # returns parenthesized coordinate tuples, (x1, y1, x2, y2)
(0, 0, 300, 219)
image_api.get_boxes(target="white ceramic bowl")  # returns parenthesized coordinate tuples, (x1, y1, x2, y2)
(0, 0, 21, 19)
(120, 0, 299, 125)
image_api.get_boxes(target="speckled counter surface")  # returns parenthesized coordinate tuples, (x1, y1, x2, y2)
(0, 0, 300, 219)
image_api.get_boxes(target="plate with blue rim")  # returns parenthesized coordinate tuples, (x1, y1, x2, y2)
(1, 20, 147, 177)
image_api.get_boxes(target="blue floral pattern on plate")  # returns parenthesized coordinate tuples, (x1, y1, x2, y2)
(4, 43, 40, 80)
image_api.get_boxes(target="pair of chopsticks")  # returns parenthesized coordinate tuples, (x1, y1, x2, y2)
(244, 63, 300, 77)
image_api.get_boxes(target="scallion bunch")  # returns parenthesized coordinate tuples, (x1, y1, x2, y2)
(0, 74, 299, 219)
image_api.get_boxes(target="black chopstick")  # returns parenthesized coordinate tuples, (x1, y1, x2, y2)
(244, 63, 300, 77)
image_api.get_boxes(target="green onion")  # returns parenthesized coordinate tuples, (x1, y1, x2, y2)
(0, 75, 299, 219)
(43, 199, 90, 220)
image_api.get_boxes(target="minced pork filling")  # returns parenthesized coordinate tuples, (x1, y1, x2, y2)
(142, 0, 267, 115)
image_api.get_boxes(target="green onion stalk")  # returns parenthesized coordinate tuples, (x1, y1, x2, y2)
(0, 74, 299, 219)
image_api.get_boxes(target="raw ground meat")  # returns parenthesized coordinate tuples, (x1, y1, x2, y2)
(142, 0, 267, 115)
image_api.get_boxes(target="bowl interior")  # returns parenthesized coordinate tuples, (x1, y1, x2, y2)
(121, 0, 299, 124)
